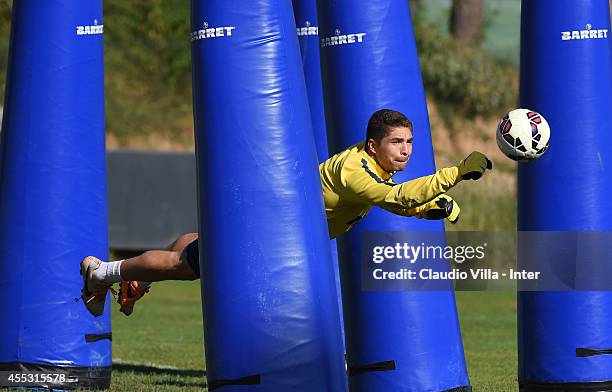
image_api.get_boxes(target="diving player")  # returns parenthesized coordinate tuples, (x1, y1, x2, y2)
(80, 109, 492, 317)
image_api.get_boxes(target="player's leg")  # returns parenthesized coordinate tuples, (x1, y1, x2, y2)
(118, 233, 200, 315)
(80, 233, 199, 317)
(119, 232, 199, 281)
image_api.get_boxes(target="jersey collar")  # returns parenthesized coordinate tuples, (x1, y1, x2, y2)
(357, 142, 394, 181)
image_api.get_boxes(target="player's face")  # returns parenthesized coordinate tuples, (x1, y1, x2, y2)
(371, 126, 413, 172)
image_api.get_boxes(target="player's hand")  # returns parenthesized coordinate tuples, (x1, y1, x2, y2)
(416, 194, 460, 224)
(458, 151, 493, 180)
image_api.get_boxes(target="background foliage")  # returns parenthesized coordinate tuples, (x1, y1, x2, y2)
(415, 20, 518, 117)
(0, 0, 194, 139)
(0, 1, 517, 139)
(103, 1, 193, 139)
(0, 0, 10, 101)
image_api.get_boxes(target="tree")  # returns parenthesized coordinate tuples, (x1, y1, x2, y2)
(409, 0, 422, 19)
(0, 0, 12, 101)
(450, 0, 483, 46)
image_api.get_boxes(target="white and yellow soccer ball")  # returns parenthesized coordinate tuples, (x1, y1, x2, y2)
(496, 108, 550, 161)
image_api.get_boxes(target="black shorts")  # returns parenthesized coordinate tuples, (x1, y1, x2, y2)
(182, 239, 200, 277)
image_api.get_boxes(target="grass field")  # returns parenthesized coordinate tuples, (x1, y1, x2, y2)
(111, 280, 205, 391)
(110, 281, 517, 391)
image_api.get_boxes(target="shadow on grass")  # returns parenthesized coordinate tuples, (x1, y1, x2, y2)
(113, 363, 207, 388)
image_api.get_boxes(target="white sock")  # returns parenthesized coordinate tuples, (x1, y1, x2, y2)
(92, 260, 124, 286)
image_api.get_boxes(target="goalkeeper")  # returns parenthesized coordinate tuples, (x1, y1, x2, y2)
(80, 109, 492, 317)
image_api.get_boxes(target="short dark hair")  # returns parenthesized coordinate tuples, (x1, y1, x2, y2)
(366, 109, 413, 144)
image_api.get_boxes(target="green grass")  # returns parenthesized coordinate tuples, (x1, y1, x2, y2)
(110, 282, 517, 391)
(110, 280, 206, 391)
(457, 291, 517, 391)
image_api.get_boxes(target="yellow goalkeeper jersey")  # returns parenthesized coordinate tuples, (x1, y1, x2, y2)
(320, 142, 462, 239)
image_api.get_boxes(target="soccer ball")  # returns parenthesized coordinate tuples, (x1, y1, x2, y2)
(496, 108, 550, 161)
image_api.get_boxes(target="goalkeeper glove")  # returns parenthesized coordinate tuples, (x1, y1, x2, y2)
(416, 194, 461, 224)
(458, 151, 493, 180)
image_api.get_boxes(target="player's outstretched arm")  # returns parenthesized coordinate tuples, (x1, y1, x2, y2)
(381, 151, 492, 210)
(343, 151, 492, 214)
